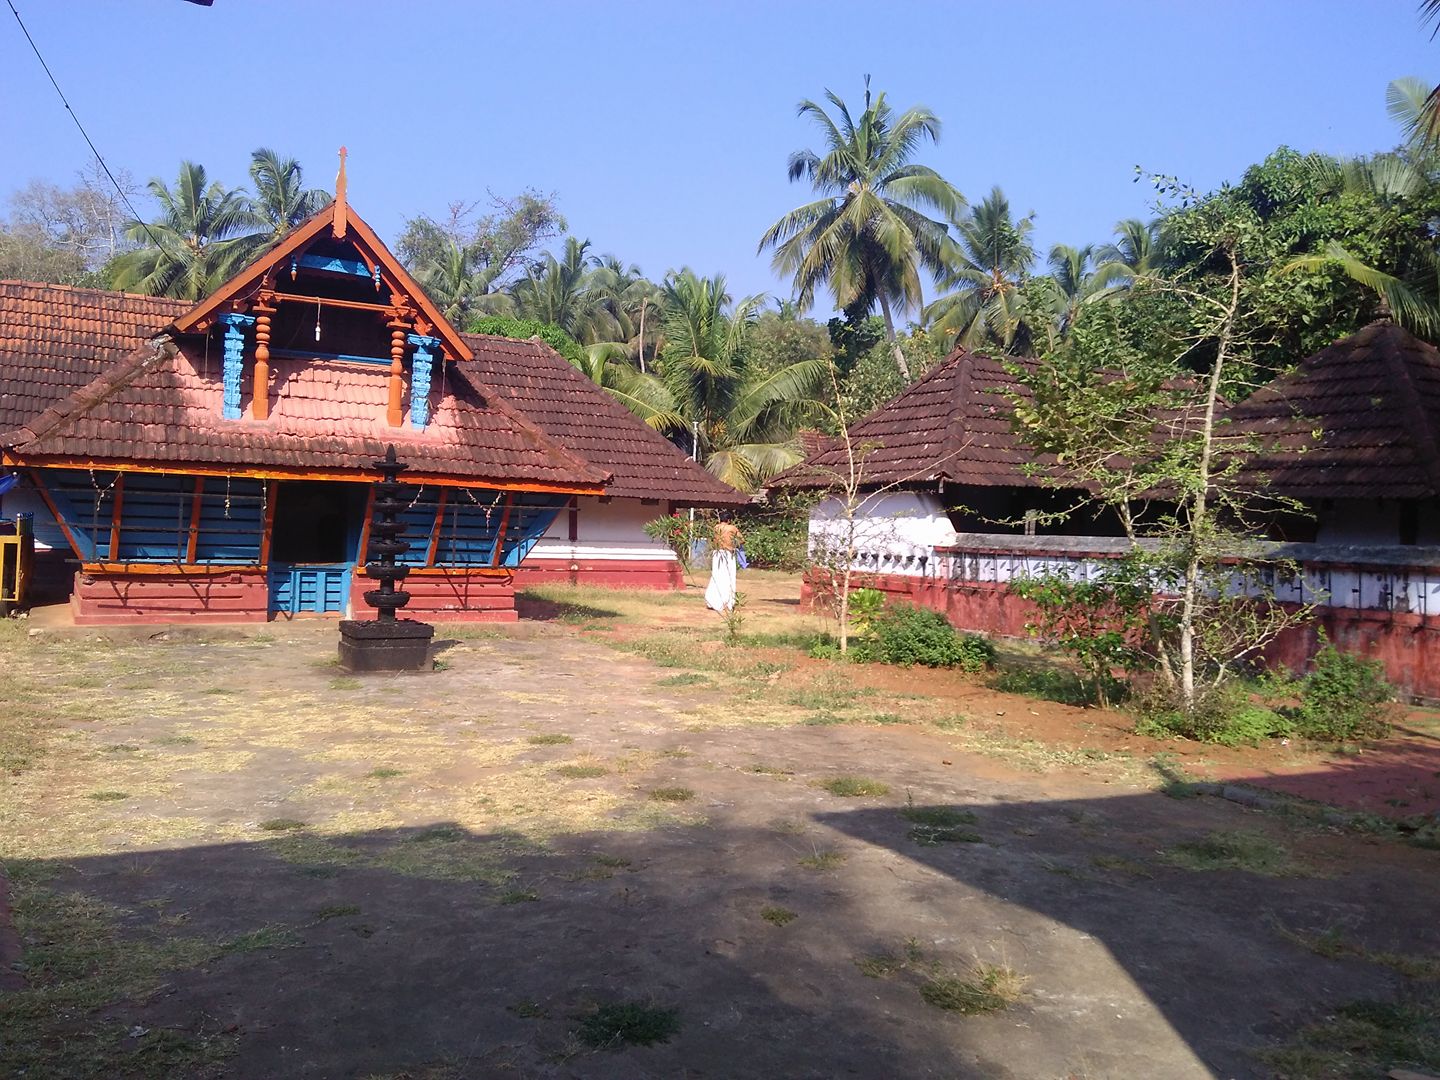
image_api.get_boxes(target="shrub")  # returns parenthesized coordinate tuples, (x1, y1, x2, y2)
(1132, 682, 1293, 746)
(468, 315, 584, 365)
(644, 512, 708, 574)
(868, 604, 994, 671)
(1296, 636, 1395, 741)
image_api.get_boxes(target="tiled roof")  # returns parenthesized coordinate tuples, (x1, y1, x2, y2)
(1228, 320, 1440, 500)
(461, 332, 750, 506)
(4, 335, 607, 487)
(775, 347, 1047, 489)
(0, 280, 187, 433)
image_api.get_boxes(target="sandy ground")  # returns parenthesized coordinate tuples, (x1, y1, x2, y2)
(0, 577, 1436, 1078)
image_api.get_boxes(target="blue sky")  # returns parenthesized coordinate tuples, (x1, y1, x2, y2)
(2, 1, 1436, 316)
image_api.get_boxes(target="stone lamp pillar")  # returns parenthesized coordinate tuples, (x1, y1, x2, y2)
(338, 445, 435, 672)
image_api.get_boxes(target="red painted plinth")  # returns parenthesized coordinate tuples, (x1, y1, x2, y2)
(802, 570, 1440, 701)
(513, 558, 683, 591)
(350, 571, 518, 623)
(72, 569, 269, 625)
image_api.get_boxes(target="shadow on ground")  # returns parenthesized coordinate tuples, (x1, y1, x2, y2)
(6, 777, 1437, 1079)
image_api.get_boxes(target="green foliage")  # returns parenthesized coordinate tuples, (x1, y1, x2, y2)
(1296, 635, 1395, 741)
(577, 1001, 681, 1048)
(467, 314, 584, 365)
(862, 603, 995, 671)
(846, 588, 887, 636)
(992, 667, 1092, 706)
(737, 494, 814, 570)
(1133, 683, 1293, 746)
(643, 512, 706, 574)
(1008, 562, 1155, 707)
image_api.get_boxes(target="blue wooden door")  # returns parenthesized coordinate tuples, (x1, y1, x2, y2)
(268, 564, 351, 616)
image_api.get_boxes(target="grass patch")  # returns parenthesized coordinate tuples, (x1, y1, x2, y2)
(900, 800, 981, 845)
(315, 904, 361, 921)
(85, 790, 129, 802)
(527, 733, 573, 745)
(649, 786, 695, 803)
(798, 849, 847, 871)
(817, 775, 890, 798)
(1162, 829, 1303, 877)
(656, 673, 711, 687)
(257, 818, 307, 833)
(366, 767, 404, 779)
(1090, 854, 1154, 877)
(555, 763, 607, 779)
(1260, 992, 1440, 1078)
(746, 763, 794, 777)
(498, 888, 540, 905)
(920, 964, 1026, 1015)
(221, 924, 301, 953)
(992, 667, 1092, 706)
(151, 734, 197, 747)
(1274, 922, 1440, 980)
(577, 1001, 681, 1049)
(760, 905, 797, 926)
(508, 1000, 547, 1019)
(328, 677, 363, 690)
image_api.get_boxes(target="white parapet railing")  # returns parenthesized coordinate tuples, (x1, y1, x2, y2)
(926, 534, 1440, 618)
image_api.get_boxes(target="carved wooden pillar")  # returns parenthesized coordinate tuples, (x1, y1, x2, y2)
(252, 301, 276, 420)
(386, 314, 409, 427)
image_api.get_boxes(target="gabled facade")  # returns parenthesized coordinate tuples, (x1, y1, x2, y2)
(0, 184, 743, 623)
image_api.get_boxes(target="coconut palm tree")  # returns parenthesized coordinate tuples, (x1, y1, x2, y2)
(570, 342, 683, 431)
(109, 162, 265, 300)
(248, 148, 330, 241)
(589, 257, 665, 370)
(659, 270, 828, 489)
(759, 78, 964, 379)
(1033, 243, 1131, 341)
(510, 237, 613, 343)
(1095, 219, 1162, 278)
(416, 241, 515, 326)
(924, 187, 1037, 354)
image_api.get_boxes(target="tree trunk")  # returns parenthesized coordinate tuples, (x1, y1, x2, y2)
(638, 304, 647, 373)
(876, 294, 911, 380)
(1177, 251, 1241, 713)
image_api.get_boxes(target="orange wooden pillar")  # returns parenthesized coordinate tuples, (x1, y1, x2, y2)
(252, 302, 275, 420)
(386, 313, 409, 427)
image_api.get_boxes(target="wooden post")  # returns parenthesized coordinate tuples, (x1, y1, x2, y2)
(387, 313, 409, 427)
(253, 303, 275, 420)
(491, 493, 514, 567)
(107, 474, 125, 560)
(426, 489, 447, 566)
(259, 481, 278, 566)
(185, 476, 204, 563)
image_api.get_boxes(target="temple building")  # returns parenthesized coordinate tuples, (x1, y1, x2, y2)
(777, 324, 1440, 700)
(0, 177, 743, 624)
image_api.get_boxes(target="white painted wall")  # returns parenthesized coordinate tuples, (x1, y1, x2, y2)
(807, 491, 958, 577)
(529, 496, 678, 562)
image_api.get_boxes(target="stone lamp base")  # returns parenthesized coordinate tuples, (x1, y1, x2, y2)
(338, 618, 435, 673)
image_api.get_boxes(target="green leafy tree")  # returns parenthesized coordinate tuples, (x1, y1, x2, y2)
(510, 237, 614, 344)
(110, 162, 264, 300)
(248, 148, 329, 241)
(759, 78, 964, 379)
(924, 187, 1038, 354)
(660, 270, 827, 489)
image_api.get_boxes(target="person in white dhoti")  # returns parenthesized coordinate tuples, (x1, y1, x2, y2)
(704, 513, 743, 613)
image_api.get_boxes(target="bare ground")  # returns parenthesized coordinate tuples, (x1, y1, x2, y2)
(1, 574, 1437, 1079)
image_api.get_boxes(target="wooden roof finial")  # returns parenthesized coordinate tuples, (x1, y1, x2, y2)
(333, 146, 349, 239)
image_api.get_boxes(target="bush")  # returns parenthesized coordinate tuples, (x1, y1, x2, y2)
(467, 315, 584, 365)
(1132, 683, 1294, 747)
(1296, 637, 1395, 741)
(868, 604, 995, 671)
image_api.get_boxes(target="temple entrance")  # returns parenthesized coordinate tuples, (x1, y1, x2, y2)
(267, 481, 368, 617)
